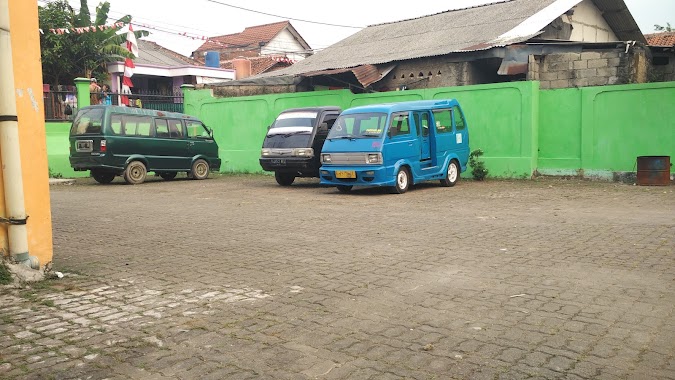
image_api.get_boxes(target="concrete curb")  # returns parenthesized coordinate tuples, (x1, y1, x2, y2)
(49, 178, 76, 185)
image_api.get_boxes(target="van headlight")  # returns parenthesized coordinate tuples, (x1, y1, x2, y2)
(261, 148, 271, 157)
(366, 153, 382, 164)
(293, 148, 314, 157)
(321, 154, 332, 164)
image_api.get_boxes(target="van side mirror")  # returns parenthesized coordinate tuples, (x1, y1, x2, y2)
(318, 122, 328, 133)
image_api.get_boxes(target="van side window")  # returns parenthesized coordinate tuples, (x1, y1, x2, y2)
(389, 113, 410, 137)
(155, 119, 169, 138)
(413, 112, 430, 137)
(186, 120, 211, 138)
(432, 109, 453, 134)
(453, 106, 466, 131)
(168, 119, 183, 138)
(110, 114, 123, 134)
(124, 115, 153, 137)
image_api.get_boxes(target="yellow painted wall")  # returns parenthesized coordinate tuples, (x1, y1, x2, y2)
(0, 1, 53, 267)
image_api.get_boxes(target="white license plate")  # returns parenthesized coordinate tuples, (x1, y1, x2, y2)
(76, 140, 93, 152)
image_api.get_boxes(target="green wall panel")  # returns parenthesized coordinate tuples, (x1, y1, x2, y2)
(46, 122, 88, 178)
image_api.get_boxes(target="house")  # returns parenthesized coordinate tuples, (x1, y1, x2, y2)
(209, 0, 674, 96)
(644, 32, 675, 82)
(192, 21, 312, 64)
(106, 39, 235, 95)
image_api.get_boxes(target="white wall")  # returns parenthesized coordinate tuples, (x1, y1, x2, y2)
(568, 0, 619, 42)
(263, 29, 310, 61)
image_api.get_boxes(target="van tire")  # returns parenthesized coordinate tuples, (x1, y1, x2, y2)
(336, 185, 352, 193)
(159, 172, 177, 180)
(440, 160, 460, 187)
(92, 170, 115, 184)
(275, 172, 295, 186)
(190, 159, 210, 180)
(391, 167, 410, 194)
(123, 161, 147, 185)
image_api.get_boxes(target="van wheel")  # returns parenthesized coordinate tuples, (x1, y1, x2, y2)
(159, 172, 177, 180)
(123, 161, 147, 185)
(190, 159, 209, 180)
(391, 167, 410, 194)
(275, 172, 295, 186)
(92, 170, 115, 184)
(440, 160, 460, 187)
(336, 185, 352, 193)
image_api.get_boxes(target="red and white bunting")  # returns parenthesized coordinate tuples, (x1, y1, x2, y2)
(41, 22, 125, 35)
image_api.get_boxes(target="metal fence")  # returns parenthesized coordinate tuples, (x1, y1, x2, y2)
(106, 90, 185, 113)
(45, 88, 185, 120)
(44, 90, 78, 121)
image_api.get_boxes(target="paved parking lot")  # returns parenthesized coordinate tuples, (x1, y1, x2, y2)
(1, 174, 674, 379)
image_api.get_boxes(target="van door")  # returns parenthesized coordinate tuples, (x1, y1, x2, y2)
(153, 118, 190, 170)
(413, 111, 431, 162)
(384, 112, 418, 172)
(312, 112, 339, 167)
(186, 120, 218, 161)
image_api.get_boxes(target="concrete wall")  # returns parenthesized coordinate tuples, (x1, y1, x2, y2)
(568, 0, 618, 42)
(538, 82, 675, 178)
(1, 0, 54, 267)
(529, 47, 652, 89)
(381, 57, 502, 91)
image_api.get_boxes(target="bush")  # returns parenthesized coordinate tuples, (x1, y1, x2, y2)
(0, 260, 12, 285)
(469, 149, 488, 181)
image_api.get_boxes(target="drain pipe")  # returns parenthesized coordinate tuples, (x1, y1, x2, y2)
(0, 0, 39, 269)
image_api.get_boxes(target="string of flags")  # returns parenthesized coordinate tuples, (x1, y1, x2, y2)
(39, 22, 126, 35)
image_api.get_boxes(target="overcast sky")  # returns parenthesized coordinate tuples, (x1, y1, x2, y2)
(47, 0, 674, 57)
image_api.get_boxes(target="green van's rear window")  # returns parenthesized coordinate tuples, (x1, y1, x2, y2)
(71, 108, 104, 135)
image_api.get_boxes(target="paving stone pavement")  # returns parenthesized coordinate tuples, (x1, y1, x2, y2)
(1, 174, 674, 380)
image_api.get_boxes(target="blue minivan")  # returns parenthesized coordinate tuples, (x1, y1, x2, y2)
(319, 99, 470, 194)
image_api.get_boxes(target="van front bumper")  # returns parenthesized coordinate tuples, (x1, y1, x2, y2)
(319, 165, 394, 187)
(259, 157, 319, 175)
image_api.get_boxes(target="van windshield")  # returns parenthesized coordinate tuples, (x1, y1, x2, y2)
(267, 111, 317, 137)
(70, 108, 104, 135)
(327, 113, 387, 139)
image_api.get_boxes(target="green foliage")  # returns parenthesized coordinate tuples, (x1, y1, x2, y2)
(0, 260, 12, 285)
(38, 0, 149, 86)
(654, 23, 673, 32)
(469, 149, 488, 181)
(49, 167, 63, 179)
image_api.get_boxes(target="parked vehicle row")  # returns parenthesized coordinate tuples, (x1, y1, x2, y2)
(260, 99, 470, 194)
(68, 99, 470, 194)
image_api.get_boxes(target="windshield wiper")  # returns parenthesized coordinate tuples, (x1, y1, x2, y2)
(329, 134, 356, 140)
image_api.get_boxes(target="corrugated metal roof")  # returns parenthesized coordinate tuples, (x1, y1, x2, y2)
(258, 0, 559, 77)
(256, 0, 646, 80)
(135, 40, 198, 67)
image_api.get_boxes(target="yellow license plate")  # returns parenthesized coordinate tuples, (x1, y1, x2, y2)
(335, 170, 356, 179)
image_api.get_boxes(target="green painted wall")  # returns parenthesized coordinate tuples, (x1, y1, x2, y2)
(539, 82, 675, 177)
(184, 82, 539, 177)
(46, 81, 674, 179)
(46, 121, 88, 178)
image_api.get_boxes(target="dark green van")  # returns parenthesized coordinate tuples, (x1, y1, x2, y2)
(69, 105, 220, 184)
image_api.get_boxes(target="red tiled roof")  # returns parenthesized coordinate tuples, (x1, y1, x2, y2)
(195, 21, 290, 52)
(645, 32, 675, 46)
